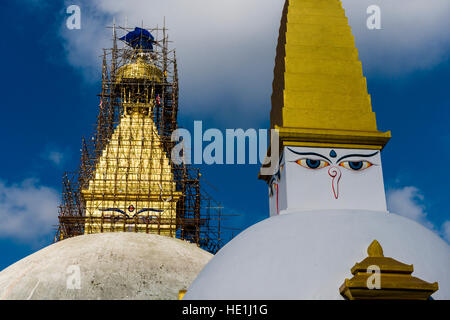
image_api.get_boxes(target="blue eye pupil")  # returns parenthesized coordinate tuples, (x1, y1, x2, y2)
(306, 159, 320, 169)
(349, 161, 363, 170)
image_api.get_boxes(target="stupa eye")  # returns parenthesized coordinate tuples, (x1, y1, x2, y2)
(339, 161, 372, 171)
(296, 159, 329, 170)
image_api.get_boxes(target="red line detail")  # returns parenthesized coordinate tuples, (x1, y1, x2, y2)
(276, 184, 279, 215)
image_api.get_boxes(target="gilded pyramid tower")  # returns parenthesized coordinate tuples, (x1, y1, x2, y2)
(82, 114, 181, 235)
(271, 0, 391, 150)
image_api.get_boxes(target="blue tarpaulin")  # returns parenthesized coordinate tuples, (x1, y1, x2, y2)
(119, 27, 155, 50)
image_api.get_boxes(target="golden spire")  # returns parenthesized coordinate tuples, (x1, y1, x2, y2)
(81, 50, 181, 236)
(271, 0, 391, 150)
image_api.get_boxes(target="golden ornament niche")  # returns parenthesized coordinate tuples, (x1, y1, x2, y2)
(340, 240, 439, 300)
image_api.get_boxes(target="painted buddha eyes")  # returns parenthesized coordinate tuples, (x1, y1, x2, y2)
(339, 161, 372, 171)
(296, 159, 373, 171)
(296, 159, 329, 169)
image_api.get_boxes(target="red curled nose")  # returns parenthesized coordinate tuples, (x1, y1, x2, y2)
(328, 166, 342, 199)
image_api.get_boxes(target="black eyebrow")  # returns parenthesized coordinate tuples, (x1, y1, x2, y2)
(279, 152, 284, 165)
(337, 151, 379, 162)
(287, 148, 331, 163)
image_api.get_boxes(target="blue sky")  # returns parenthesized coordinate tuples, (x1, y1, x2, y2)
(0, 0, 449, 270)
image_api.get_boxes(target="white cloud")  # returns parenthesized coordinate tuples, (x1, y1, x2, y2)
(386, 186, 434, 229)
(60, 0, 450, 97)
(387, 186, 450, 244)
(45, 151, 65, 167)
(40, 145, 70, 168)
(342, 0, 450, 75)
(0, 179, 59, 244)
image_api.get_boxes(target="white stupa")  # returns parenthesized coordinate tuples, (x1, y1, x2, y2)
(0, 233, 212, 300)
(185, 0, 450, 300)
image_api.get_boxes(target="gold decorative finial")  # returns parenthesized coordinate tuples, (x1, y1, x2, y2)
(367, 240, 384, 257)
(340, 240, 439, 300)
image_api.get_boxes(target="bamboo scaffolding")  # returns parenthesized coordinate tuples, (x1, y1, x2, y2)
(55, 24, 230, 254)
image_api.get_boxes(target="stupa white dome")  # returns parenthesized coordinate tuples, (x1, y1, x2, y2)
(0, 232, 212, 300)
(185, 210, 450, 300)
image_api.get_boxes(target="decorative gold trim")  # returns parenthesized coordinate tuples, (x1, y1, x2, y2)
(276, 126, 391, 150)
(178, 290, 187, 300)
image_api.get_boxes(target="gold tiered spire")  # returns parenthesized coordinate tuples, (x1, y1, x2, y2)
(82, 55, 181, 236)
(271, 0, 391, 150)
